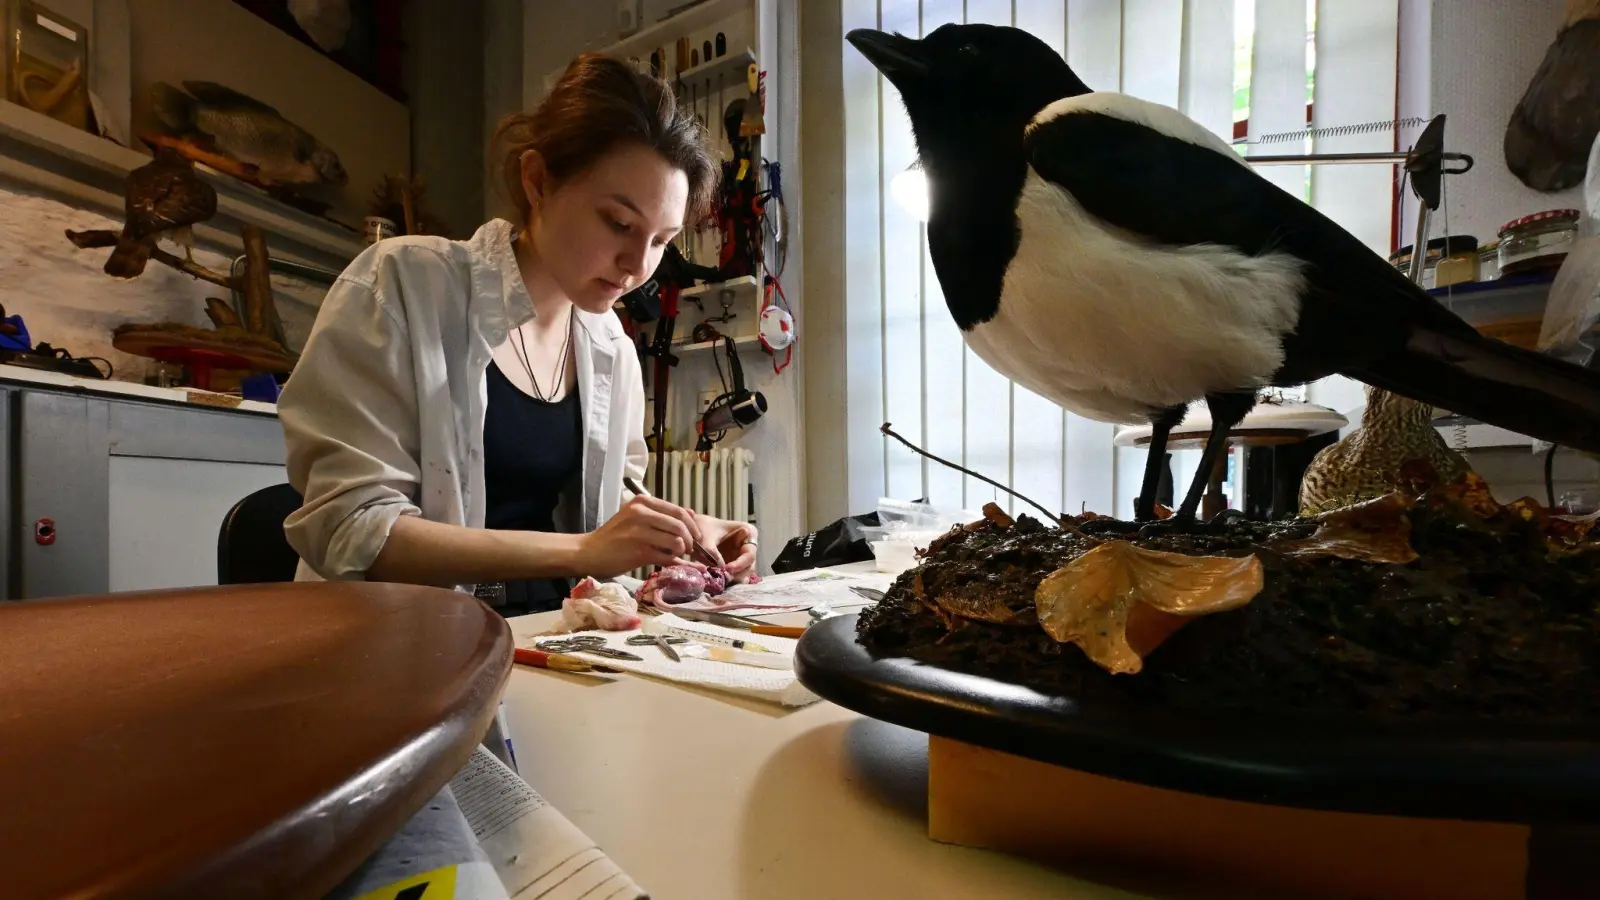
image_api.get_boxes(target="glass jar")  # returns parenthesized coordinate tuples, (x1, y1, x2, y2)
(4, 0, 92, 132)
(1477, 239, 1500, 281)
(1435, 240, 1479, 288)
(1498, 209, 1579, 277)
(1388, 235, 1477, 289)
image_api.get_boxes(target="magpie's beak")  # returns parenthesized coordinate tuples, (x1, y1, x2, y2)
(847, 29, 930, 86)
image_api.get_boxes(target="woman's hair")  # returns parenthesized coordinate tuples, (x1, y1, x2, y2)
(493, 53, 717, 225)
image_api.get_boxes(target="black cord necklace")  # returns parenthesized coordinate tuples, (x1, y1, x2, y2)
(510, 305, 574, 401)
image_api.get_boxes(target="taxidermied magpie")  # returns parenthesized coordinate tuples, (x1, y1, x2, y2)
(848, 23, 1600, 526)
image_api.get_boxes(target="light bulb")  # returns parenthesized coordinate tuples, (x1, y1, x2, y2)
(890, 162, 930, 222)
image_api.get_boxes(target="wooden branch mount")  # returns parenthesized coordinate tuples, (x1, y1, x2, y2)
(65, 222, 296, 390)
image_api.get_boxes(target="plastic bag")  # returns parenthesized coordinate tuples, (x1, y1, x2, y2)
(771, 509, 881, 574)
(1542, 129, 1600, 361)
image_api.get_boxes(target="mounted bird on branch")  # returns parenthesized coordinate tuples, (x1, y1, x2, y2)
(848, 23, 1600, 532)
(64, 146, 297, 389)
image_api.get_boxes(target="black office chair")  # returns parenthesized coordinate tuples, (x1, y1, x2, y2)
(217, 483, 305, 584)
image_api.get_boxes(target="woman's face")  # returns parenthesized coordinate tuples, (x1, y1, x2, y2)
(524, 143, 690, 314)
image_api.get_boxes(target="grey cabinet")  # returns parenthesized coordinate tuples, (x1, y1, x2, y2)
(8, 385, 287, 600)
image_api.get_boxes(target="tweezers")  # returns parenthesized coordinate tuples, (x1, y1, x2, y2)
(623, 476, 720, 567)
(584, 646, 643, 661)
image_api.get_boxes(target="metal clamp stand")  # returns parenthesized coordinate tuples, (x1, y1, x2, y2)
(1237, 115, 1473, 519)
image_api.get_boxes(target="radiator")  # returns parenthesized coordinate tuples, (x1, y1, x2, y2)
(633, 448, 755, 578)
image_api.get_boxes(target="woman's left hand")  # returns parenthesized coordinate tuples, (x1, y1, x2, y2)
(698, 516, 759, 583)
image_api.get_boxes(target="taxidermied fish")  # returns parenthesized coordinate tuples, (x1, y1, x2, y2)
(151, 80, 348, 187)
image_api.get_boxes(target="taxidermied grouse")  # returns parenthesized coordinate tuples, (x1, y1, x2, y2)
(848, 23, 1600, 526)
(105, 145, 217, 279)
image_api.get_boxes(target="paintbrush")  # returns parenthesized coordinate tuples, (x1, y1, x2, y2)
(514, 647, 621, 674)
(622, 475, 721, 567)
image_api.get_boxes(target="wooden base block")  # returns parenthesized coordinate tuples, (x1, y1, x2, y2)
(928, 736, 1530, 900)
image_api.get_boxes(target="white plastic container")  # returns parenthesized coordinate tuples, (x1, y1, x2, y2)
(870, 540, 921, 574)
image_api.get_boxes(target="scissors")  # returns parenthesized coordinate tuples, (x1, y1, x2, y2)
(535, 635, 644, 661)
(626, 633, 689, 662)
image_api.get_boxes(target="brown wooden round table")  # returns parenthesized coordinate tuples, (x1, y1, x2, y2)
(0, 582, 513, 900)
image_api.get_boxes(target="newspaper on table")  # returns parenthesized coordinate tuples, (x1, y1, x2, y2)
(324, 745, 645, 900)
(664, 567, 895, 614)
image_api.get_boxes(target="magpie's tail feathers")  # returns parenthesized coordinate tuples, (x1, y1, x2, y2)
(1348, 329, 1600, 455)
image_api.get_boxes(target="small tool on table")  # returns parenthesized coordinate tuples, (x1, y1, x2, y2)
(622, 476, 721, 568)
(626, 632, 687, 662)
(653, 621, 779, 654)
(672, 607, 807, 639)
(514, 647, 621, 674)
(536, 635, 645, 662)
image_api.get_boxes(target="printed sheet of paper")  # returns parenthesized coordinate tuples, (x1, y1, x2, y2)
(324, 784, 509, 900)
(451, 745, 646, 900)
(667, 567, 894, 613)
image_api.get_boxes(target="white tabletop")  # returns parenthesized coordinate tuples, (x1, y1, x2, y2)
(500, 582, 1193, 900)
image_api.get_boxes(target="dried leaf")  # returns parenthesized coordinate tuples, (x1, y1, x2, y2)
(910, 571, 959, 631)
(1548, 511, 1600, 544)
(1067, 509, 1104, 527)
(982, 502, 1015, 529)
(1427, 470, 1502, 519)
(1505, 497, 1548, 526)
(1034, 541, 1264, 675)
(1274, 493, 1419, 564)
(928, 585, 1036, 626)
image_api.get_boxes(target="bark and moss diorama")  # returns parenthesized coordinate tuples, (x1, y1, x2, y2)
(857, 458, 1600, 722)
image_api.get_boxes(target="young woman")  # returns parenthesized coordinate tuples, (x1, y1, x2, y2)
(278, 54, 758, 615)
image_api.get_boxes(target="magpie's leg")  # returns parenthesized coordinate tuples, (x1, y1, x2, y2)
(1173, 392, 1256, 523)
(1135, 404, 1188, 522)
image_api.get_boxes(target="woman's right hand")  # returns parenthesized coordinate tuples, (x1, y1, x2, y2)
(574, 495, 708, 577)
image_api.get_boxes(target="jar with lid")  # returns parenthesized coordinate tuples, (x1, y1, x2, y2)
(1498, 209, 1579, 277)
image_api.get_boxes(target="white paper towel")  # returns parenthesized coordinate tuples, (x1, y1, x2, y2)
(523, 613, 820, 707)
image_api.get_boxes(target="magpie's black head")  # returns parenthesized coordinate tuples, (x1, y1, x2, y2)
(847, 24, 1089, 164)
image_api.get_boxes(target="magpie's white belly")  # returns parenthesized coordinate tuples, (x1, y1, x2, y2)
(964, 170, 1306, 424)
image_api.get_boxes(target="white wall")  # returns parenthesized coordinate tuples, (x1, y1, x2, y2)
(522, 2, 619, 103)
(483, 0, 525, 223)
(406, 0, 486, 239)
(1424, 0, 1581, 243)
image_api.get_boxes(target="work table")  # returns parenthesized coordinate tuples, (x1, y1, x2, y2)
(500, 603, 1223, 900)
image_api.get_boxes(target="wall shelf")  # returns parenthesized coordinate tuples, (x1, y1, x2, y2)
(606, 0, 746, 65)
(0, 99, 364, 268)
(681, 274, 759, 299)
(672, 334, 761, 353)
(544, 0, 748, 91)
(675, 47, 755, 89)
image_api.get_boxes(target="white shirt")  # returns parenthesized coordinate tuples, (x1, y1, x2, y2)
(279, 218, 648, 583)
